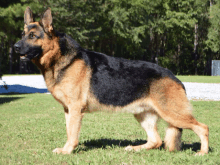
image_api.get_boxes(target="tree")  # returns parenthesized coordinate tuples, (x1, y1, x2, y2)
(0, 0, 44, 74)
(0, 0, 219, 75)
(206, 0, 220, 53)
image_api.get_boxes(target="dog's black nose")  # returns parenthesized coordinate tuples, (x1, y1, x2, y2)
(14, 43, 21, 53)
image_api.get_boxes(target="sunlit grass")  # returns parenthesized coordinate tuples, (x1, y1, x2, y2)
(176, 75, 220, 83)
(0, 94, 219, 164)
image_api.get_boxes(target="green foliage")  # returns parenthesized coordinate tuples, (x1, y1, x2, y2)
(0, 0, 220, 75)
(0, 0, 44, 74)
(206, 1, 220, 52)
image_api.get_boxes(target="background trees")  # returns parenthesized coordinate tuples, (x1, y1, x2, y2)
(0, 0, 219, 75)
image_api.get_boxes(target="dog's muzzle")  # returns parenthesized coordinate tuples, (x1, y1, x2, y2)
(14, 41, 21, 53)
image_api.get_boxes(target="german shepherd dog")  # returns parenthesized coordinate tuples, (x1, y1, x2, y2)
(14, 7, 209, 155)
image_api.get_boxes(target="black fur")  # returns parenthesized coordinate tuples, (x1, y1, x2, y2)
(56, 31, 80, 56)
(55, 33, 185, 107)
(55, 32, 82, 84)
(14, 40, 42, 60)
(25, 45, 43, 60)
(27, 24, 38, 31)
(27, 24, 44, 39)
(81, 50, 184, 106)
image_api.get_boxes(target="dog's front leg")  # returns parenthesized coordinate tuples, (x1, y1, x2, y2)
(53, 103, 84, 154)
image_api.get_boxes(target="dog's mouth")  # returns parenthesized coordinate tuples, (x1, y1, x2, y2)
(20, 55, 31, 61)
(14, 41, 43, 60)
(20, 55, 28, 59)
(21, 48, 42, 60)
(20, 53, 40, 61)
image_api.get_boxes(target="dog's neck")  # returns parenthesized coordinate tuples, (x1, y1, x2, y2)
(32, 33, 79, 91)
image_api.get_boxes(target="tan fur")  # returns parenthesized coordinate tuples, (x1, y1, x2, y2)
(164, 125, 182, 151)
(146, 77, 209, 155)
(44, 59, 91, 154)
(87, 93, 152, 113)
(30, 29, 91, 154)
(125, 111, 162, 151)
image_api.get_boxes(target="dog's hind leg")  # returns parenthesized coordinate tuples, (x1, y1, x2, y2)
(160, 108, 209, 155)
(149, 78, 209, 155)
(164, 125, 182, 151)
(125, 111, 162, 151)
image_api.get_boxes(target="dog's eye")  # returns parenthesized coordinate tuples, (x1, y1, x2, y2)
(29, 32, 35, 39)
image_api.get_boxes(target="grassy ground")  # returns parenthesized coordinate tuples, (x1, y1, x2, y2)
(3, 75, 220, 83)
(3, 74, 41, 76)
(176, 75, 220, 83)
(0, 94, 220, 164)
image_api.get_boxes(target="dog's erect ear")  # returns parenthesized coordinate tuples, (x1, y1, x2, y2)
(40, 8, 53, 33)
(24, 7, 34, 26)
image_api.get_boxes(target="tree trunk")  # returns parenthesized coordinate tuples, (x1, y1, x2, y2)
(0, 37, 3, 75)
(155, 32, 158, 65)
(194, 24, 198, 75)
(150, 27, 154, 62)
(210, 0, 213, 9)
(9, 40, 13, 74)
(177, 43, 181, 73)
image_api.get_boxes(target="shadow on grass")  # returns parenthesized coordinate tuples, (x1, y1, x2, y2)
(83, 139, 147, 149)
(0, 85, 48, 94)
(77, 139, 212, 153)
(181, 142, 212, 153)
(0, 96, 24, 104)
(0, 85, 46, 104)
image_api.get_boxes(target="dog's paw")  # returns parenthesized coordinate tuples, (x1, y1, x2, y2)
(125, 146, 134, 151)
(52, 148, 71, 154)
(125, 145, 144, 151)
(195, 151, 207, 156)
(52, 148, 63, 154)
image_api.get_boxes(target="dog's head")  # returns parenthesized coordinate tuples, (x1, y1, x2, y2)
(14, 7, 54, 60)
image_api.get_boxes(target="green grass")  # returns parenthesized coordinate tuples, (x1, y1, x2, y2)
(3, 74, 41, 76)
(3, 75, 220, 83)
(0, 94, 220, 164)
(176, 75, 220, 83)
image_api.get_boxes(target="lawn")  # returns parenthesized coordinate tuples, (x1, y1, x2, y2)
(3, 75, 220, 83)
(176, 75, 220, 83)
(0, 94, 220, 164)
